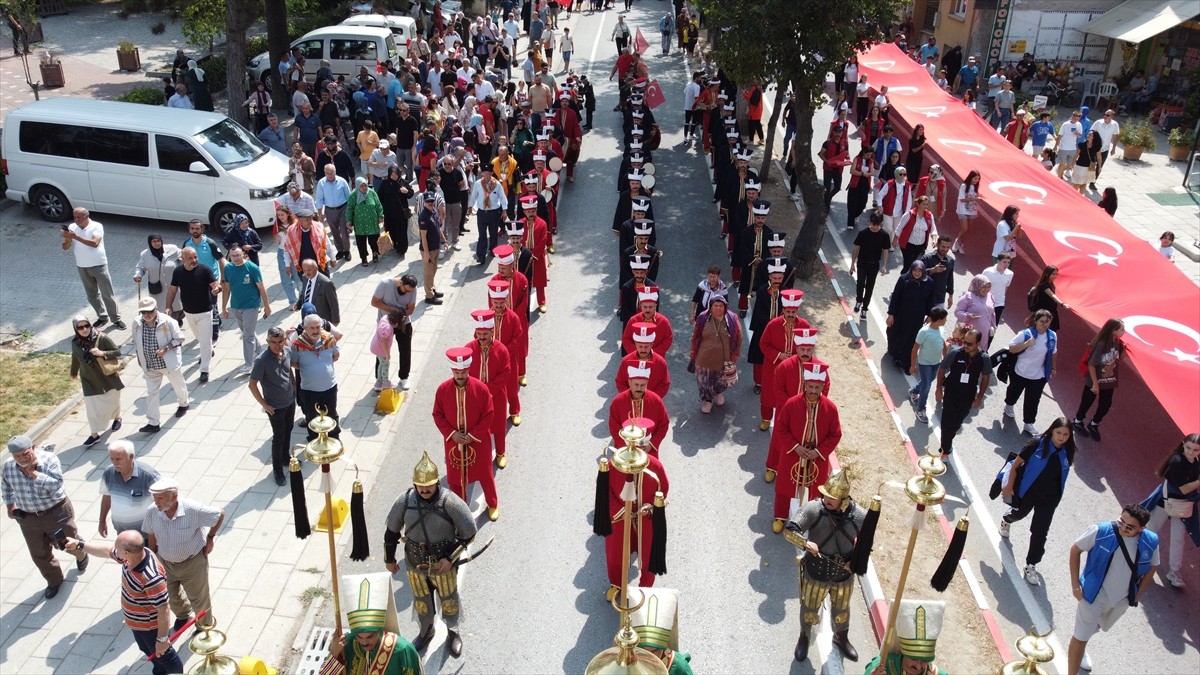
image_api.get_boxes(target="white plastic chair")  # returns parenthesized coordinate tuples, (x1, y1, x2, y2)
(1079, 76, 1100, 108)
(1097, 81, 1118, 110)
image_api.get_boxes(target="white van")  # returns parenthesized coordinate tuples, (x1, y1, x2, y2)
(340, 14, 417, 50)
(3, 98, 290, 230)
(246, 26, 400, 89)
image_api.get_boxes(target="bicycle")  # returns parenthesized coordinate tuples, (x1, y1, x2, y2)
(1043, 80, 1081, 109)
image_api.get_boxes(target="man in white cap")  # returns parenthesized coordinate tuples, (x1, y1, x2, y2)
(131, 296, 189, 434)
(732, 199, 774, 316)
(619, 256, 654, 325)
(621, 285, 673, 357)
(865, 600, 947, 674)
(613, 174, 655, 235)
(3, 435, 89, 598)
(617, 322, 671, 399)
(772, 327, 831, 418)
(767, 363, 841, 534)
(487, 279, 526, 425)
(142, 477, 224, 632)
(432, 347, 500, 521)
(517, 195, 550, 312)
(614, 198, 654, 260)
(323, 572, 421, 674)
(619, 219, 662, 289)
(608, 366, 670, 455)
(628, 586, 694, 674)
(466, 309, 513, 468)
(600, 416, 669, 601)
(746, 256, 789, 395)
(764, 232, 796, 288)
(758, 289, 811, 431)
(725, 171, 760, 257)
(491, 246, 532, 385)
(504, 222, 537, 303)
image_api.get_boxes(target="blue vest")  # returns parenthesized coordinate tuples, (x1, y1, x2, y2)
(1016, 438, 1069, 499)
(1016, 326, 1057, 379)
(1080, 521, 1158, 604)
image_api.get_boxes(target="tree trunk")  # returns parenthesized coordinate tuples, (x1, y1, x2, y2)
(225, 4, 250, 126)
(758, 85, 785, 182)
(787, 84, 827, 281)
(264, 0, 290, 111)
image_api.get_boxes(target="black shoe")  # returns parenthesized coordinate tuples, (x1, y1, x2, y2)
(425, 297, 444, 305)
(753, 384, 762, 394)
(853, 302, 862, 313)
(44, 584, 62, 600)
(112, 320, 127, 330)
(832, 630, 859, 662)
(794, 630, 809, 661)
(295, 416, 307, 428)
(139, 424, 161, 434)
(274, 470, 287, 486)
(460, 227, 471, 233)
(412, 628, 435, 651)
(77, 554, 89, 573)
(92, 317, 109, 329)
(447, 630, 463, 658)
(172, 615, 192, 634)
(739, 310, 747, 318)
(361, 260, 369, 267)
(111, 419, 122, 431)
(433, 291, 445, 298)
(198, 372, 209, 384)
(1071, 418, 1089, 436)
(83, 434, 101, 447)
(174, 406, 188, 418)
(1088, 422, 1102, 441)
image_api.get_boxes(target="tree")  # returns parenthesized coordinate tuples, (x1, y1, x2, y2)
(695, 0, 901, 279)
(263, 0, 291, 111)
(224, 0, 259, 126)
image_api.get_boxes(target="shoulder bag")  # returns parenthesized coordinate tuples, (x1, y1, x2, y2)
(1163, 481, 1195, 518)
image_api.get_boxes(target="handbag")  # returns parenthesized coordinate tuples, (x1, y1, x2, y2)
(1162, 481, 1195, 518)
(375, 388, 402, 414)
(722, 360, 738, 387)
(148, 280, 163, 295)
(97, 354, 122, 377)
(377, 231, 394, 255)
(989, 451, 1020, 506)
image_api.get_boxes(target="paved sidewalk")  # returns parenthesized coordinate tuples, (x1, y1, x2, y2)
(0, 243, 477, 673)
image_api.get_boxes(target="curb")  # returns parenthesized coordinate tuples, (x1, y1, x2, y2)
(22, 347, 136, 443)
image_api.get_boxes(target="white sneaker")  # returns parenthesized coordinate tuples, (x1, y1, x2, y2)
(453, 243, 462, 251)
(373, 379, 385, 392)
(999, 519, 1010, 538)
(1024, 564, 1043, 586)
(236, 364, 252, 376)
(1003, 405, 1015, 418)
(398, 379, 410, 390)
(1166, 570, 1186, 588)
(789, 193, 801, 202)
(1023, 422, 1040, 436)
(1079, 651, 1093, 671)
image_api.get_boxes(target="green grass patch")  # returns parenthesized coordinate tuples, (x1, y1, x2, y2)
(300, 586, 331, 605)
(0, 352, 76, 441)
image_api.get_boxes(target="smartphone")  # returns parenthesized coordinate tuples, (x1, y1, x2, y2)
(53, 527, 67, 550)
(61, 223, 70, 232)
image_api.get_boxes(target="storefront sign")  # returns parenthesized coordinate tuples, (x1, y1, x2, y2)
(983, 0, 1013, 75)
(1008, 39, 1026, 54)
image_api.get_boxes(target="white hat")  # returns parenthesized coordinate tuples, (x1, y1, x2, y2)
(751, 199, 771, 216)
(487, 279, 511, 298)
(626, 362, 652, 380)
(523, 174, 541, 185)
(505, 222, 525, 237)
(802, 362, 828, 382)
(633, 221, 653, 236)
(897, 600, 946, 663)
(630, 127, 645, 135)
(632, 197, 651, 211)
(533, 152, 548, 162)
(536, 133, 550, 142)
(493, 244, 516, 265)
(767, 233, 786, 247)
(628, 153, 645, 164)
(629, 254, 651, 271)
(722, 102, 735, 111)
(793, 327, 819, 346)
(471, 309, 496, 330)
(736, 150, 753, 161)
(744, 178, 761, 191)
(627, 172, 645, 182)
(631, 322, 657, 344)
(766, 258, 787, 275)
(446, 347, 473, 370)
(629, 139, 645, 149)
(631, 110, 644, 119)
(149, 477, 179, 493)
(378, 140, 390, 149)
(780, 289, 804, 308)
(637, 286, 660, 303)
(726, 130, 740, 139)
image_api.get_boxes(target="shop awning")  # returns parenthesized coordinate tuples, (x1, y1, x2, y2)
(1079, 0, 1198, 43)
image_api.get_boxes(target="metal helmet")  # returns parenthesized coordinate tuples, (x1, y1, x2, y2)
(818, 469, 851, 501)
(413, 451, 440, 487)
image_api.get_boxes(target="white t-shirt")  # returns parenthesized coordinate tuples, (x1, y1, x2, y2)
(1091, 119, 1120, 152)
(844, 63, 858, 83)
(69, 220, 108, 267)
(856, 81, 869, 99)
(992, 219, 1015, 258)
(561, 35, 574, 53)
(1009, 328, 1054, 380)
(1057, 121, 1083, 153)
(981, 265, 1014, 306)
(1156, 241, 1175, 260)
(875, 93, 889, 110)
(683, 81, 700, 112)
(1074, 523, 1159, 608)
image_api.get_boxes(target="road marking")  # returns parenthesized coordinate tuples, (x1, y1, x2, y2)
(584, 10, 608, 79)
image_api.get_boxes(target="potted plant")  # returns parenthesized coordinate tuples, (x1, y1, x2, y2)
(116, 40, 141, 71)
(1167, 126, 1196, 161)
(1118, 120, 1156, 161)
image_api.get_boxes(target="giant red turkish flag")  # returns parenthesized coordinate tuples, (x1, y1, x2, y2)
(859, 43, 1200, 432)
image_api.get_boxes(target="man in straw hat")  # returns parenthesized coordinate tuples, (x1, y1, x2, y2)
(784, 469, 867, 663)
(322, 572, 421, 674)
(864, 600, 947, 674)
(627, 586, 694, 675)
(431, 347, 500, 522)
(384, 452, 478, 658)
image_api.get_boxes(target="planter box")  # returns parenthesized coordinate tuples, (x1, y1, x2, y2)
(117, 47, 141, 72)
(26, 22, 43, 43)
(39, 61, 64, 88)
(1122, 145, 1145, 161)
(1168, 145, 1191, 161)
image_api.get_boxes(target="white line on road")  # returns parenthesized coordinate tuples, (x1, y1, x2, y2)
(584, 11, 609, 79)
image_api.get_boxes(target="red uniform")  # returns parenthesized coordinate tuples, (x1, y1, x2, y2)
(520, 215, 550, 306)
(616, 351, 671, 399)
(758, 315, 811, 422)
(767, 394, 841, 519)
(621, 312, 674, 357)
(605, 452, 669, 589)
(771, 355, 831, 424)
(466, 339, 512, 459)
(432, 376, 498, 508)
(608, 389, 670, 455)
(490, 271, 531, 372)
(491, 307, 525, 414)
(555, 106, 584, 180)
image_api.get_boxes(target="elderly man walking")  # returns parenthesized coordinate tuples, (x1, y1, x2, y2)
(99, 440, 162, 538)
(2, 436, 89, 598)
(62, 207, 124, 330)
(143, 478, 224, 632)
(132, 297, 189, 434)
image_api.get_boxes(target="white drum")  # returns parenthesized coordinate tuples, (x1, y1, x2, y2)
(643, 162, 656, 176)
(641, 174, 656, 190)
(548, 157, 564, 172)
(545, 172, 560, 187)
(541, 188, 555, 202)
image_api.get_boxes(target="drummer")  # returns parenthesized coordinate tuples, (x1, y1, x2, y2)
(619, 219, 661, 288)
(615, 199, 653, 256)
(623, 87, 657, 132)
(553, 92, 585, 184)
(613, 175, 655, 236)
(617, 151, 653, 194)
(521, 168, 558, 249)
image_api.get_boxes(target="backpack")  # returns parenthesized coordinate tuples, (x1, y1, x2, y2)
(1077, 343, 1092, 376)
(1026, 285, 1039, 312)
(750, 88, 762, 106)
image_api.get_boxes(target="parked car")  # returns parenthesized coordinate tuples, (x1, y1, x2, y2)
(340, 14, 417, 55)
(245, 25, 400, 91)
(3, 98, 290, 230)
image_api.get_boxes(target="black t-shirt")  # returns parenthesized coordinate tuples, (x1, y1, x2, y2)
(171, 264, 217, 314)
(439, 167, 467, 203)
(853, 227, 891, 267)
(1164, 454, 1200, 492)
(939, 346, 993, 395)
(394, 115, 421, 150)
(418, 207, 442, 251)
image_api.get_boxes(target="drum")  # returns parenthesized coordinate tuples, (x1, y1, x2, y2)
(545, 172, 559, 187)
(643, 162, 656, 176)
(647, 125, 662, 151)
(565, 139, 582, 167)
(541, 188, 555, 202)
(548, 157, 564, 172)
(641, 174, 656, 190)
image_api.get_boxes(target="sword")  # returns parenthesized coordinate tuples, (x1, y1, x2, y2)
(452, 535, 495, 568)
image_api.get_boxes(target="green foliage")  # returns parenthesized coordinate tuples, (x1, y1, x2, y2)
(117, 85, 166, 105)
(1119, 120, 1157, 150)
(117, 40, 136, 53)
(203, 54, 228, 93)
(1167, 126, 1195, 148)
(181, 0, 224, 50)
(247, 34, 271, 60)
(1184, 65, 1200, 126)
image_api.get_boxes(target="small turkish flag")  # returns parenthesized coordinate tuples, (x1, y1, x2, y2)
(644, 79, 666, 109)
(375, 59, 383, 74)
(634, 27, 649, 55)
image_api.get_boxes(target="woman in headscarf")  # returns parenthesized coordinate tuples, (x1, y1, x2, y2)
(378, 165, 414, 259)
(346, 176, 385, 266)
(134, 233, 183, 317)
(185, 59, 213, 112)
(955, 273, 997, 351)
(688, 294, 742, 414)
(69, 316, 123, 447)
(885, 259, 935, 370)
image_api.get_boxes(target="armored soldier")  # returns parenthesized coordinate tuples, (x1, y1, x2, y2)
(784, 469, 867, 663)
(383, 452, 478, 658)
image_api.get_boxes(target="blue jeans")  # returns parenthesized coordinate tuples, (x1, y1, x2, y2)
(910, 363, 939, 409)
(276, 247, 301, 305)
(782, 122, 796, 159)
(132, 627, 183, 674)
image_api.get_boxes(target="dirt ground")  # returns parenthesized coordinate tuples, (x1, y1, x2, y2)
(759, 175, 1000, 672)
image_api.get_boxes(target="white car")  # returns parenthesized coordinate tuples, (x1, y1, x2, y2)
(341, 14, 417, 54)
(246, 25, 400, 90)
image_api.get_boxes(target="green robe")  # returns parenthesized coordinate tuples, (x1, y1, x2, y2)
(668, 651, 693, 675)
(319, 630, 421, 675)
(346, 189, 384, 236)
(864, 653, 947, 675)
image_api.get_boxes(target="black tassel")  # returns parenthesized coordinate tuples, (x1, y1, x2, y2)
(290, 455, 311, 539)
(349, 480, 369, 561)
(593, 458, 612, 537)
(931, 516, 970, 591)
(648, 491, 667, 575)
(850, 496, 882, 576)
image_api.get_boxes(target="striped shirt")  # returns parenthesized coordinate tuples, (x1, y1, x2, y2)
(113, 547, 169, 630)
(100, 460, 161, 528)
(1, 449, 67, 512)
(142, 498, 221, 563)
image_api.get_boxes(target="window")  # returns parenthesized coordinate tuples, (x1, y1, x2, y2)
(295, 39, 323, 62)
(951, 0, 967, 18)
(17, 122, 147, 166)
(330, 38, 377, 61)
(193, 119, 267, 170)
(86, 128, 149, 167)
(18, 121, 85, 159)
(156, 135, 208, 173)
